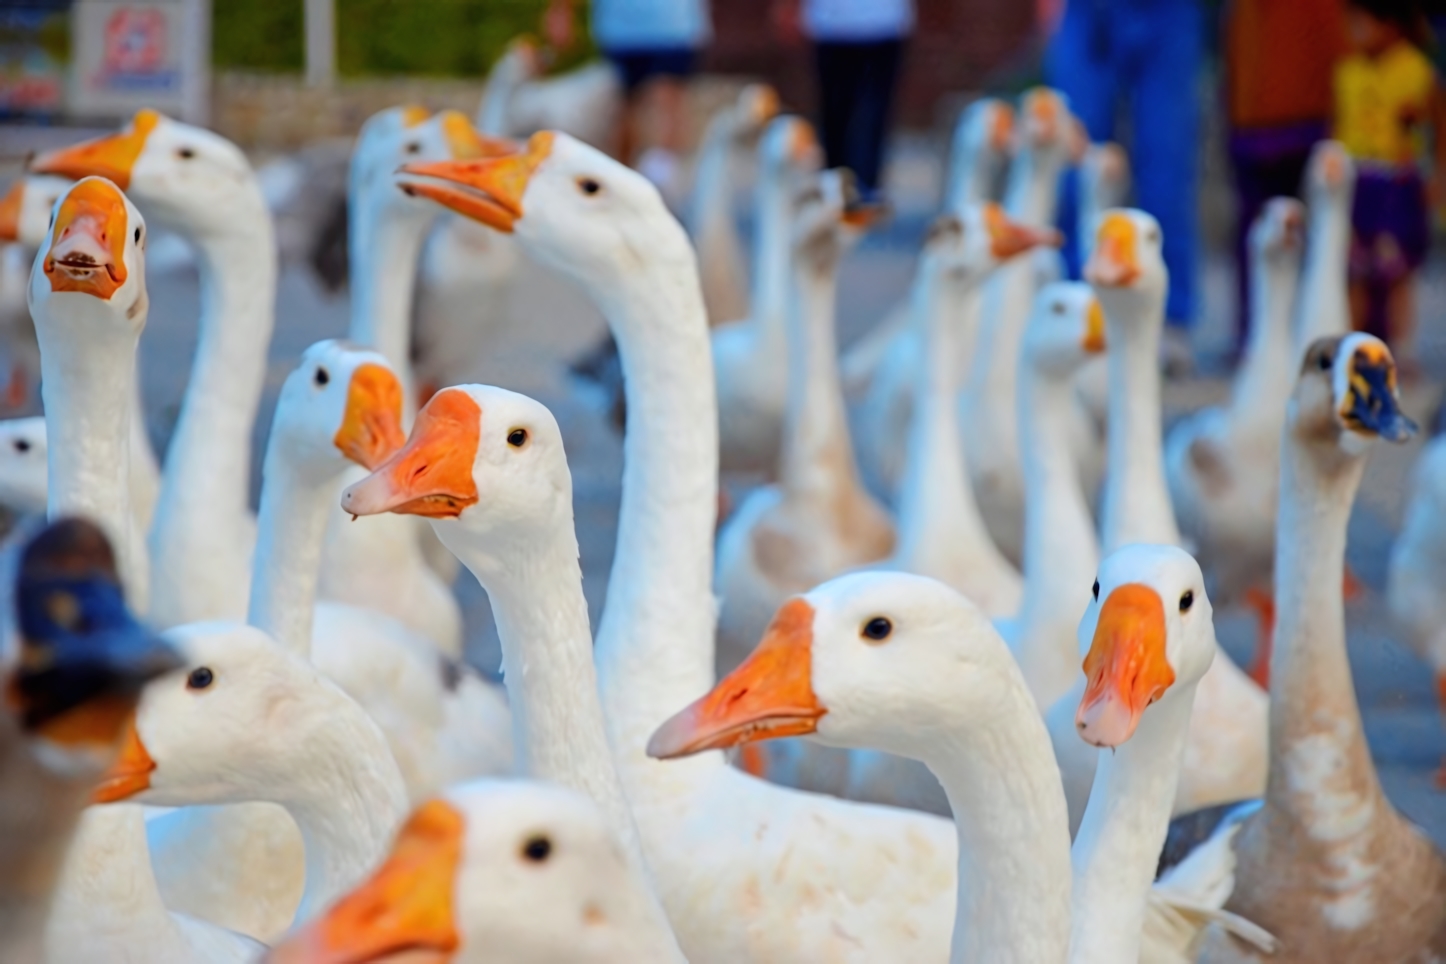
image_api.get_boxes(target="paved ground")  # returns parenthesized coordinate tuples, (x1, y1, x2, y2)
(114, 134, 1446, 850)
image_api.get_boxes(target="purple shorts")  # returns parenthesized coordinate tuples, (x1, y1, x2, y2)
(1350, 165, 1430, 286)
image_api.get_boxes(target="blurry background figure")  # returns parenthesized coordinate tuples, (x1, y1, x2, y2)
(1333, 0, 1444, 371)
(544, 0, 712, 200)
(773, 0, 914, 203)
(1222, 0, 1345, 355)
(1045, 0, 1202, 354)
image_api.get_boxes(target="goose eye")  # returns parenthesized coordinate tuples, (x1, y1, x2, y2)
(1092, 579, 1099, 600)
(1051, 301, 1065, 314)
(177, 147, 195, 160)
(134, 227, 141, 244)
(13, 438, 29, 453)
(522, 835, 552, 862)
(576, 177, 601, 196)
(1316, 350, 1333, 371)
(507, 428, 528, 447)
(861, 617, 892, 642)
(187, 667, 215, 690)
(405, 142, 422, 155)
(314, 367, 330, 387)
(1179, 590, 1194, 613)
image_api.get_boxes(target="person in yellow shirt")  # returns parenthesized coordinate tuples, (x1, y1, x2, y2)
(1334, 0, 1445, 365)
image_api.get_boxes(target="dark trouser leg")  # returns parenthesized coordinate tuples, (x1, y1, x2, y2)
(814, 42, 860, 176)
(815, 39, 903, 196)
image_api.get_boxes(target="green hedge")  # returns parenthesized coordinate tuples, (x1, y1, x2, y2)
(214, 0, 593, 78)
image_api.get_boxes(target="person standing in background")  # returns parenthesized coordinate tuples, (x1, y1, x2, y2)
(1333, 0, 1444, 368)
(774, 0, 915, 203)
(544, 0, 711, 198)
(1046, 0, 1203, 354)
(1223, 0, 1345, 352)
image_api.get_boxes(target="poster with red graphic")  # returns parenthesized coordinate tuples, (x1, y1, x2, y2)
(70, 0, 206, 121)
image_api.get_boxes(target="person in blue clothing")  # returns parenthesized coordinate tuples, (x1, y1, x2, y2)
(1047, 0, 1203, 342)
(545, 0, 711, 196)
(774, 0, 914, 202)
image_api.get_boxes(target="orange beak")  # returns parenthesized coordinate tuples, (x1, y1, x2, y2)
(397, 131, 554, 232)
(267, 799, 463, 964)
(752, 85, 782, 125)
(1082, 298, 1106, 353)
(30, 109, 161, 190)
(333, 363, 406, 471)
(437, 109, 514, 161)
(1085, 212, 1141, 288)
(92, 712, 155, 803)
(1076, 584, 1175, 748)
(400, 104, 431, 128)
(340, 388, 480, 520)
(42, 179, 130, 300)
(789, 121, 818, 165)
(648, 597, 825, 759)
(0, 180, 23, 242)
(984, 202, 1061, 260)
(989, 105, 1014, 152)
(1024, 89, 1061, 146)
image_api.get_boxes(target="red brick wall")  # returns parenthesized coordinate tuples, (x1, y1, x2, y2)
(705, 0, 1040, 127)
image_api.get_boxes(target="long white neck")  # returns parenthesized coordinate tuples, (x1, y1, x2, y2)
(919, 677, 1073, 963)
(476, 58, 523, 137)
(437, 515, 683, 956)
(943, 144, 996, 213)
(1099, 285, 1180, 553)
(277, 704, 408, 924)
(590, 240, 720, 776)
(750, 163, 793, 351)
(778, 240, 859, 503)
(348, 196, 431, 383)
(1269, 436, 1381, 807)
(1233, 251, 1300, 429)
(247, 447, 339, 657)
(149, 204, 275, 627)
(1294, 194, 1351, 360)
(1069, 684, 1197, 963)
(35, 294, 142, 599)
(894, 259, 1000, 572)
(1015, 363, 1100, 699)
(687, 112, 738, 238)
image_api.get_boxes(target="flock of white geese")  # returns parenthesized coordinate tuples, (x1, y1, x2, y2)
(0, 60, 1443, 964)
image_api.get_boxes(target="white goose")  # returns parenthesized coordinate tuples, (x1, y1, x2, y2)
(713, 169, 894, 674)
(649, 549, 1274, 963)
(94, 622, 409, 927)
(1292, 141, 1355, 361)
(688, 83, 780, 327)
(1166, 198, 1304, 684)
(961, 87, 1080, 564)
(849, 98, 1014, 486)
(30, 176, 259, 964)
(33, 111, 274, 629)
(1199, 334, 1446, 962)
(712, 114, 819, 477)
(0, 517, 182, 964)
(270, 779, 680, 964)
(1047, 208, 1268, 829)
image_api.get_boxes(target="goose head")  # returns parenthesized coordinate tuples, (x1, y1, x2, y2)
(353, 105, 497, 223)
(27, 176, 147, 330)
(1290, 333, 1417, 463)
(9, 517, 180, 769)
(925, 202, 1061, 284)
(91, 621, 396, 808)
(1303, 140, 1355, 210)
(269, 779, 659, 964)
(727, 83, 782, 140)
(945, 98, 1013, 209)
(30, 110, 264, 236)
(1017, 87, 1086, 165)
(0, 175, 71, 247)
(338, 384, 572, 549)
(1084, 207, 1167, 314)
(1074, 544, 1216, 748)
(397, 129, 698, 292)
(648, 571, 1025, 762)
(271, 339, 406, 477)
(1022, 281, 1106, 378)
(0, 417, 48, 515)
(758, 114, 822, 180)
(1249, 196, 1305, 267)
(790, 167, 885, 270)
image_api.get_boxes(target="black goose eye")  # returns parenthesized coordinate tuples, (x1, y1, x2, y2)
(522, 835, 552, 862)
(507, 428, 528, 447)
(13, 438, 29, 453)
(314, 367, 330, 387)
(861, 617, 892, 642)
(1316, 350, 1333, 371)
(177, 147, 195, 160)
(576, 177, 601, 195)
(1092, 579, 1099, 600)
(405, 142, 421, 155)
(134, 227, 141, 244)
(1179, 590, 1194, 613)
(187, 667, 214, 690)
